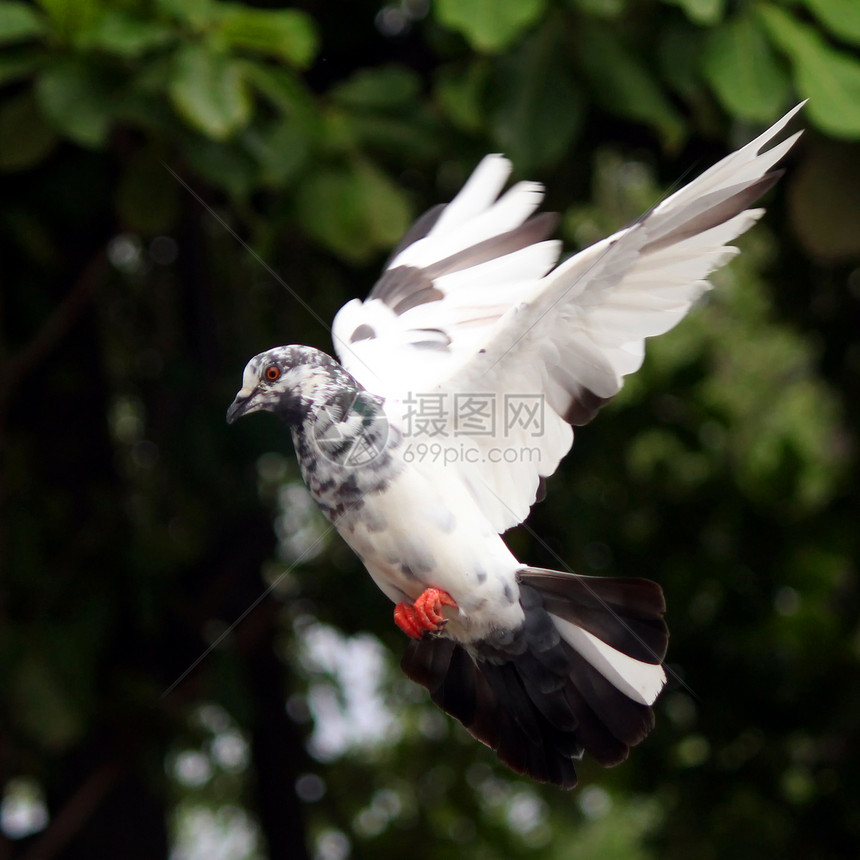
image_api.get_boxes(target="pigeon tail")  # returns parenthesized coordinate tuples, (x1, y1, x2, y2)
(400, 567, 668, 789)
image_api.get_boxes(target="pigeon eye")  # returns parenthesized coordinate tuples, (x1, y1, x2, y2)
(264, 365, 281, 382)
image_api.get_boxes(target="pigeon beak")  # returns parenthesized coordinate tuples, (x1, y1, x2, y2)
(226, 389, 256, 424)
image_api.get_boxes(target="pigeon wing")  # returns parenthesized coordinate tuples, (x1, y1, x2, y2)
(332, 104, 804, 532)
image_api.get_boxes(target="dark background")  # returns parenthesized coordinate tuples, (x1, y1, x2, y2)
(1, 1, 860, 858)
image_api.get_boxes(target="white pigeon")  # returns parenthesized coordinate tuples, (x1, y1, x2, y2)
(227, 104, 803, 788)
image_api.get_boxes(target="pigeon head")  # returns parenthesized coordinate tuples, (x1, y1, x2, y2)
(226, 345, 358, 427)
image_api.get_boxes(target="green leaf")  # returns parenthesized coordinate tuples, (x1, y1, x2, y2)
(703, 13, 790, 122)
(435, 0, 547, 53)
(169, 43, 252, 140)
(315, 66, 439, 163)
(578, 23, 686, 150)
(336, 110, 442, 163)
(34, 0, 100, 40)
(238, 61, 323, 173)
(180, 134, 258, 198)
(662, 0, 725, 26)
(155, 0, 213, 29)
(490, 25, 583, 172)
(759, 3, 860, 138)
(115, 147, 180, 235)
(295, 161, 411, 263)
(331, 66, 421, 112)
(216, 3, 318, 68)
(79, 9, 175, 58)
(242, 120, 311, 188)
(0, 1, 47, 44)
(240, 61, 317, 122)
(0, 47, 42, 86)
(34, 59, 113, 148)
(0, 88, 57, 171)
(800, 0, 860, 47)
(435, 60, 491, 134)
(568, 0, 628, 20)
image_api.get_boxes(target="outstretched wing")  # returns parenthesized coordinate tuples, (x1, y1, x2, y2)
(333, 104, 804, 532)
(332, 156, 562, 395)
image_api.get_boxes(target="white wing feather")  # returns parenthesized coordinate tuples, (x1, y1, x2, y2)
(333, 104, 804, 532)
(332, 156, 560, 395)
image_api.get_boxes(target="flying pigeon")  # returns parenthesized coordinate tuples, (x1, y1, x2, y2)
(227, 104, 803, 789)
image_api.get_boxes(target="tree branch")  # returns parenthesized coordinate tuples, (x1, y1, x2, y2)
(18, 761, 123, 860)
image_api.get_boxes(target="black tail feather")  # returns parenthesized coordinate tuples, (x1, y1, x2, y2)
(519, 567, 668, 663)
(400, 569, 667, 789)
(562, 645, 656, 752)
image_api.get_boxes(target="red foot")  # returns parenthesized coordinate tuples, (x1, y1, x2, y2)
(394, 588, 459, 639)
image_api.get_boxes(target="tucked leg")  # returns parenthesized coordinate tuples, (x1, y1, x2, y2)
(393, 603, 424, 639)
(394, 588, 459, 639)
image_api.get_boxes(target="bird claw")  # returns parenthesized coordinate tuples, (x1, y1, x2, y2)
(394, 588, 459, 639)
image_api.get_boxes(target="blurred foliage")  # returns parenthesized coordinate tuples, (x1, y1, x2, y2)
(0, 1, 859, 859)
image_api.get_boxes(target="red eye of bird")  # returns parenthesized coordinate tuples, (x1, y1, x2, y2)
(265, 365, 281, 382)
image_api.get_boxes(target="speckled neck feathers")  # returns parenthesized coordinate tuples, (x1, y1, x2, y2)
(276, 352, 399, 524)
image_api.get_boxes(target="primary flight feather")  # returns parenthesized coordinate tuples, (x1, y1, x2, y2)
(227, 104, 803, 789)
